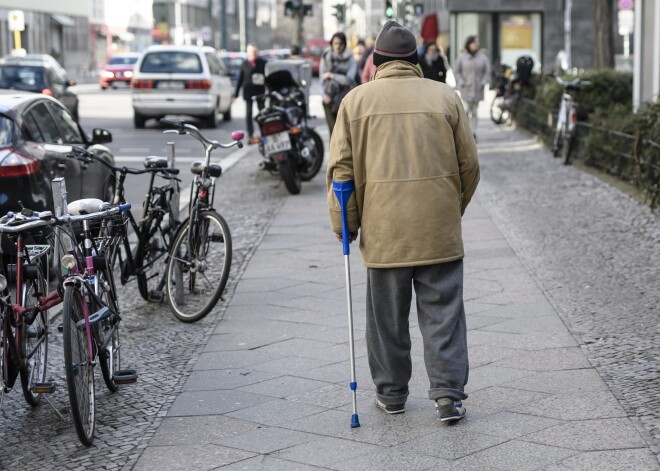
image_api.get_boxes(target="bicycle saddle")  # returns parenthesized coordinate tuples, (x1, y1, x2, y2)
(144, 156, 168, 169)
(190, 161, 222, 178)
(67, 198, 107, 215)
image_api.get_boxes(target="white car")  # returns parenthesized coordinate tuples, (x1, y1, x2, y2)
(131, 45, 232, 128)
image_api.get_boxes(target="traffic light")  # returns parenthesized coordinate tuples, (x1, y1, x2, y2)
(332, 4, 345, 23)
(303, 4, 313, 16)
(385, 0, 394, 18)
(284, 0, 299, 17)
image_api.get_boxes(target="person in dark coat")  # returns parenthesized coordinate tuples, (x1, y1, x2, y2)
(234, 44, 267, 144)
(419, 41, 448, 83)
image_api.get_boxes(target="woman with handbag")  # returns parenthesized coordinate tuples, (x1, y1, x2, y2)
(320, 32, 357, 135)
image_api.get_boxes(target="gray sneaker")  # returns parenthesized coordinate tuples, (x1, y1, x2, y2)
(435, 398, 466, 422)
(375, 398, 406, 414)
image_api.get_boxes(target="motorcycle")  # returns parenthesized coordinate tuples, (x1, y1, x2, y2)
(254, 69, 324, 195)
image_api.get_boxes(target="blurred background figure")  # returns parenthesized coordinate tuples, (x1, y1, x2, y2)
(419, 41, 448, 83)
(454, 35, 491, 142)
(234, 44, 267, 144)
(320, 32, 357, 135)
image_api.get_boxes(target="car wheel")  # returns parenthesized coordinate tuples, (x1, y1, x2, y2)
(222, 103, 232, 122)
(205, 103, 219, 129)
(101, 85, 107, 90)
(134, 111, 146, 129)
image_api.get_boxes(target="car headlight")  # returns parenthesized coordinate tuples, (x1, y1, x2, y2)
(0, 274, 7, 291)
(61, 254, 77, 270)
(101, 70, 115, 78)
(124, 71, 133, 78)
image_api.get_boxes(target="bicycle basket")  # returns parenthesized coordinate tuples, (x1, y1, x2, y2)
(69, 211, 128, 252)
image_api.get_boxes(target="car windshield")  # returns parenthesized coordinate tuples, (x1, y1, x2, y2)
(0, 66, 46, 91)
(108, 56, 138, 65)
(140, 52, 203, 73)
(0, 114, 13, 147)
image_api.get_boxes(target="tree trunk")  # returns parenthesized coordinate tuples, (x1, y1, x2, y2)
(593, 0, 615, 68)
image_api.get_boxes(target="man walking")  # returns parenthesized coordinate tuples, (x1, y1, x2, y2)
(234, 44, 266, 144)
(326, 21, 480, 422)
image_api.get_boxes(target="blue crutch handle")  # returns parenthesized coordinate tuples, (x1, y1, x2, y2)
(332, 180, 355, 255)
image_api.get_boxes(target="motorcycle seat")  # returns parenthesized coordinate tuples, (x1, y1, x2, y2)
(190, 161, 222, 178)
(144, 156, 168, 169)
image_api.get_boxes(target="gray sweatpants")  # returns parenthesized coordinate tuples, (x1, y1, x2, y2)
(365, 260, 469, 406)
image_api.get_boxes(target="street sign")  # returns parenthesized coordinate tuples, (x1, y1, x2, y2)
(617, 0, 633, 10)
(618, 9, 634, 35)
(8, 10, 25, 31)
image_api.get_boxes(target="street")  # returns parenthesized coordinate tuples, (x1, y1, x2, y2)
(0, 88, 658, 470)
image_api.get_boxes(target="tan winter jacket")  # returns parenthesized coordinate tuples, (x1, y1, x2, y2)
(326, 60, 480, 268)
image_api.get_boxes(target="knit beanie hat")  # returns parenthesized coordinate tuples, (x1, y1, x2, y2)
(373, 20, 418, 66)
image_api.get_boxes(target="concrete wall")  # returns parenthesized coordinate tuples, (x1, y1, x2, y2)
(634, 0, 660, 109)
(0, 0, 91, 17)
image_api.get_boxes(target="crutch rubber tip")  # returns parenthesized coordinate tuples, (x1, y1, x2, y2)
(351, 414, 360, 428)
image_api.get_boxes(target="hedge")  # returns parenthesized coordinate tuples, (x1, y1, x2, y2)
(513, 70, 659, 208)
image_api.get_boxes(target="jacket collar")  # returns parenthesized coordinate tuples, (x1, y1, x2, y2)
(373, 61, 423, 80)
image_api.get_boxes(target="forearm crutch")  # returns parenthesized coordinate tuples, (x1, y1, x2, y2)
(332, 180, 360, 428)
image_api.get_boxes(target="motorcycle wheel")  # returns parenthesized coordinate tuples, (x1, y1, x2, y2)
(490, 96, 506, 125)
(279, 154, 302, 195)
(299, 130, 325, 181)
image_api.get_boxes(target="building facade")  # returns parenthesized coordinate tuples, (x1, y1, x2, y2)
(0, 1, 91, 78)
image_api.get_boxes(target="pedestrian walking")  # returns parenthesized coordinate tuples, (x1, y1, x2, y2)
(234, 44, 266, 145)
(320, 32, 357, 136)
(326, 21, 480, 422)
(419, 41, 448, 83)
(454, 35, 491, 142)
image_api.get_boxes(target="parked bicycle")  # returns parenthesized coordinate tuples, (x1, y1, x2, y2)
(0, 210, 55, 410)
(67, 147, 181, 303)
(160, 119, 244, 322)
(550, 75, 590, 165)
(0, 197, 136, 446)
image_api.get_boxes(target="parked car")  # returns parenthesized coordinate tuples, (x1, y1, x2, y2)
(219, 51, 246, 86)
(0, 91, 115, 250)
(260, 48, 292, 61)
(131, 45, 233, 128)
(304, 38, 328, 76)
(0, 54, 79, 120)
(100, 52, 141, 89)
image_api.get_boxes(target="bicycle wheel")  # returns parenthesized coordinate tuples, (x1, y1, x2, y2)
(562, 131, 575, 165)
(166, 211, 232, 322)
(490, 96, 506, 125)
(20, 268, 48, 406)
(135, 214, 171, 301)
(63, 285, 95, 446)
(96, 266, 121, 393)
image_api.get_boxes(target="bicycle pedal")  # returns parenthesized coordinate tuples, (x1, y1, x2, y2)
(32, 382, 56, 394)
(78, 307, 111, 329)
(26, 326, 45, 338)
(147, 290, 164, 303)
(112, 369, 138, 385)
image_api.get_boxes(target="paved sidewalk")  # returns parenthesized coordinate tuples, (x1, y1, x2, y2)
(131, 132, 659, 470)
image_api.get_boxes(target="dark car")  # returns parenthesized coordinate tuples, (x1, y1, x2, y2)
(0, 54, 79, 120)
(219, 51, 247, 85)
(0, 91, 115, 235)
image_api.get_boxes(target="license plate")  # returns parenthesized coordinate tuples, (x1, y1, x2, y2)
(157, 81, 185, 89)
(262, 131, 291, 155)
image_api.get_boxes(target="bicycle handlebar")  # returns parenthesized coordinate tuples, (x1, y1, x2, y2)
(0, 204, 131, 233)
(552, 75, 591, 88)
(67, 146, 179, 176)
(160, 119, 244, 150)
